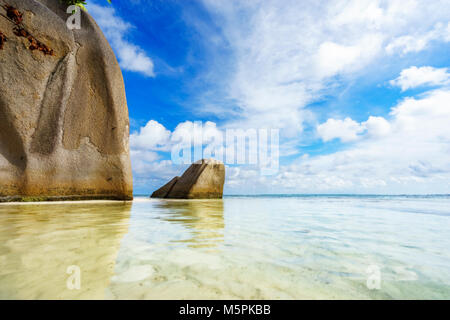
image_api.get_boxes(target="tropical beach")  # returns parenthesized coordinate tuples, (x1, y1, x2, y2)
(0, 0, 449, 303)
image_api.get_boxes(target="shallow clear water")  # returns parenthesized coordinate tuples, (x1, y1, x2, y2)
(0, 195, 449, 299)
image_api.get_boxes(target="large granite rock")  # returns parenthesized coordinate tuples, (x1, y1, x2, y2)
(151, 159, 225, 199)
(0, 0, 132, 201)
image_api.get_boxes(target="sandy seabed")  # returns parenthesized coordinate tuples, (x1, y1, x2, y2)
(0, 196, 449, 299)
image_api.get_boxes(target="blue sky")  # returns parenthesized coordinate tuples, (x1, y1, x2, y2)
(89, 0, 450, 195)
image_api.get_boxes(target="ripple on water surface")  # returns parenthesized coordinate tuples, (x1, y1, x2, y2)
(0, 196, 449, 299)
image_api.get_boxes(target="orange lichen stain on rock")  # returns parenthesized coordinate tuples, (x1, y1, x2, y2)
(3, 4, 23, 24)
(0, 31, 6, 49)
(1, 4, 54, 55)
(13, 27, 54, 55)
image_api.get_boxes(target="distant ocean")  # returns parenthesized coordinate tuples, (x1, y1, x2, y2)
(0, 195, 449, 299)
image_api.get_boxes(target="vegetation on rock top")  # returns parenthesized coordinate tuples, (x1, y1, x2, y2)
(61, 0, 111, 11)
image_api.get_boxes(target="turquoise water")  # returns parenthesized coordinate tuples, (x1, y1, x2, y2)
(0, 195, 449, 299)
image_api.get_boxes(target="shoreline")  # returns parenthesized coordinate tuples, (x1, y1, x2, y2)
(1, 194, 449, 206)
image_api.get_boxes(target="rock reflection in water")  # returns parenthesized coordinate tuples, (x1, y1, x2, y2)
(0, 202, 131, 299)
(155, 200, 224, 249)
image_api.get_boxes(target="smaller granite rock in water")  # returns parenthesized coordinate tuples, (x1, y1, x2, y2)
(151, 177, 179, 199)
(151, 159, 225, 199)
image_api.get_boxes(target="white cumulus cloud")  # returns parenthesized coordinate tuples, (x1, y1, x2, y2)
(317, 118, 365, 142)
(89, 3, 155, 77)
(390, 66, 450, 91)
(130, 120, 171, 151)
(229, 88, 450, 194)
(385, 22, 450, 55)
(196, 0, 450, 135)
(362, 116, 391, 138)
